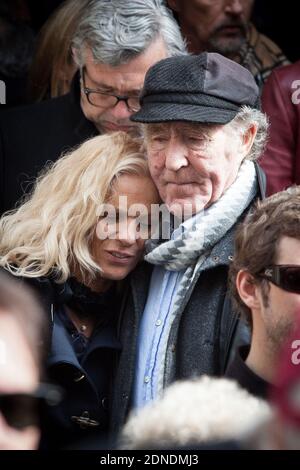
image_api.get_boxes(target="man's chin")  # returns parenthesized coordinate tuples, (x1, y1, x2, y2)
(208, 34, 246, 57)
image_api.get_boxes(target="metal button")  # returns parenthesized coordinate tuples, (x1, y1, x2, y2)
(213, 256, 220, 263)
(155, 319, 162, 326)
(228, 255, 234, 261)
(71, 411, 99, 429)
(144, 376, 150, 384)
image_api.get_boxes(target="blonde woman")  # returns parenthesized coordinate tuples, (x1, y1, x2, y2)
(0, 132, 160, 449)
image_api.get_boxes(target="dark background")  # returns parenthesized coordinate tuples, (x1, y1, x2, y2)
(252, 0, 300, 62)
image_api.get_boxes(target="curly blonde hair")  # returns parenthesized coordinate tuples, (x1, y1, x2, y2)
(0, 132, 148, 283)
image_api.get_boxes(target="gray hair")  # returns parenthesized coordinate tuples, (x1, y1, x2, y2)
(228, 106, 270, 162)
(72, 0, 187, 67)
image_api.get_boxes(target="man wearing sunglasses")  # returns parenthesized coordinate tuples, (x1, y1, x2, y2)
(227, 186, 300, 399)
(0, 271, 61, 449)
(0, 0, 186, 214)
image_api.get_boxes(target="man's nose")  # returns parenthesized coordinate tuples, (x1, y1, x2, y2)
(164, 138, 189, 172)
(110, 99, 132, 119)
(225, 0, 244, 15)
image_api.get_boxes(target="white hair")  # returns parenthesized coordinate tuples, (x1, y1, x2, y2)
(228, 105, 269, 162)
(119, 376, 272, 449)
(72, 0, 187, 67)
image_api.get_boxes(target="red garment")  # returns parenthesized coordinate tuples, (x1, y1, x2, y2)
(260, 61, 300, 195)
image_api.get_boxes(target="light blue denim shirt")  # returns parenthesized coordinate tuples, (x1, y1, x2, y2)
(132, 215, 199, 409)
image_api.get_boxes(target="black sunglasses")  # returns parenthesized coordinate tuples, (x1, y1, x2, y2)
(259, 265, 300, 294)
(0, 383, 62, 430)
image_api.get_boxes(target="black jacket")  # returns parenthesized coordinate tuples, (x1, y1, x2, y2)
(0, 74, 98, 214)
(1, 271, 120, 449)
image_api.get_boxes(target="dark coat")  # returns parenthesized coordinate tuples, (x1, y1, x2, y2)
(110, 165, 266, 435)
(1, 271, 120, 449)
(0, 74, 98, 214)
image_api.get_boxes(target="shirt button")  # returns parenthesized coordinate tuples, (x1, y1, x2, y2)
(144, 376, 150, 384)
(228, 255, 234, 261)
(213, 256, 220, 263)
(155, 319, 162, 326)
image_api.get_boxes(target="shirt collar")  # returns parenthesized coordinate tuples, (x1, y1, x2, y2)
(48, 310, 81, 369)
(227, 345, 270, 400)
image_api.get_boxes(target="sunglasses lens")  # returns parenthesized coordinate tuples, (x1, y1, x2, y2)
(281, 267, 300, 294)
(1, 395, 39, 430)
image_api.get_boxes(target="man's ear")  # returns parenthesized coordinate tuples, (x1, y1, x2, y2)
(240, 123, 258, 158)
(236, 270, 261, 311)
(166, 0, 181, 13)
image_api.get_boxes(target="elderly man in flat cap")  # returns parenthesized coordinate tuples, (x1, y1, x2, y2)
(111, 52, 269, 433)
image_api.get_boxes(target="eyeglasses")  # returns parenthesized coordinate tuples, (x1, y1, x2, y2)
(258, 265, 300, 294)
(80, 67, 141, 112)
(0, 383, 62, 430)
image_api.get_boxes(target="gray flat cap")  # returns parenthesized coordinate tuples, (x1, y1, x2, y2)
(131, 52, 260, 124)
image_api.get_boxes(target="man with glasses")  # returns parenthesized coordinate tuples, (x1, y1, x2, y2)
(0, 0, 186, 213)
(0, 271, 60, 449)
(80, 66, 141, 131)
(227, 186, 300, 399)
(78, 64, 144, 135)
